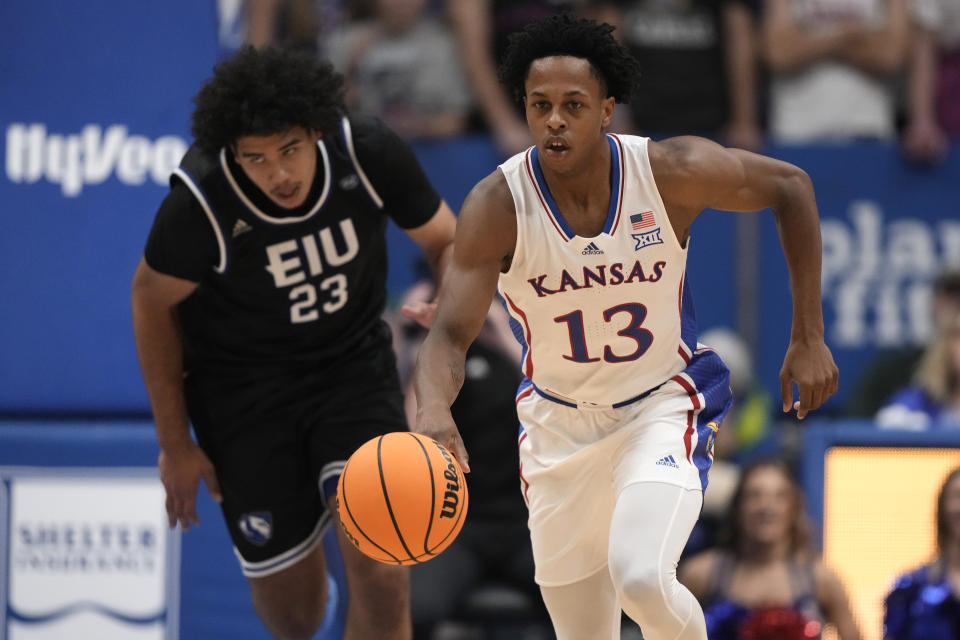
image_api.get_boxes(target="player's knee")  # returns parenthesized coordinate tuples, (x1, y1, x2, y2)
(258, 602, 327, 640)
(610, 560, 668, 610)
(256, 604, 326, 640)
(251, 581, 328, 640)
(353, 566, 409, 617)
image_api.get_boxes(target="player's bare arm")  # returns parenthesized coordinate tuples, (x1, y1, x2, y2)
(400, 200, 458, 328)
(650, 136, 839, 419)
(131, 258, 222, 530)
(411, 171, 517, 471)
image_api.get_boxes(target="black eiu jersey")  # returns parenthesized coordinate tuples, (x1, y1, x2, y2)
(144, 116, 441, 374)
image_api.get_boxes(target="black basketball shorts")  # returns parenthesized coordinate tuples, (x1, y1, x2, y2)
(184, 343, 406, 578)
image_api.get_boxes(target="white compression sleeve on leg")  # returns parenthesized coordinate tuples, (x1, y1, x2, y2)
(539, 565, 621, 640)
(608, 481, 707, 640)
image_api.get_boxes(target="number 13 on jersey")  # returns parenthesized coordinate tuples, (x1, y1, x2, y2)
(554, 303, 653, 363)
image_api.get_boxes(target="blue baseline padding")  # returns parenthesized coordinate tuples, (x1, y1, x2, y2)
(0, 421, 347, 639)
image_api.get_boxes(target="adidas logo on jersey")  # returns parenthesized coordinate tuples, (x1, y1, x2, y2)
(232, 219, 253, 238)
(581, 241, 604, 255)
(656, 454, 680, 469)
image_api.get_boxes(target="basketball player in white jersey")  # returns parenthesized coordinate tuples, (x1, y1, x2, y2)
(411, 13, 838, 640)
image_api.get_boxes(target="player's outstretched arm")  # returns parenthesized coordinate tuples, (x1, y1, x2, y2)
(411, 171, 517, 471)
(651, 136, 838, 419)
(131, 258, 222, 529)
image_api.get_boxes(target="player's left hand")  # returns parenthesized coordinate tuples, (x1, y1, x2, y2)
(779, 338, 839, 420)
(400, 299, 437, 329)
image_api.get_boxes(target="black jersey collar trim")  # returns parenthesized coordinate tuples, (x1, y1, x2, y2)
(218, 141, 331, 225)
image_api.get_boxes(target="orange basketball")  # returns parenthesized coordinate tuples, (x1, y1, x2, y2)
(336, 432, 469, 565)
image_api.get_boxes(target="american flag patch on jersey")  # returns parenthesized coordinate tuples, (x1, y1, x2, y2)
(630, 210, 656, 230)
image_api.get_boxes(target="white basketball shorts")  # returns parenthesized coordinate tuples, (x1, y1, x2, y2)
(515, 348, 732, 586)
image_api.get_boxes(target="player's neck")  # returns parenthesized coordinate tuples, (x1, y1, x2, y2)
(539, 139, 612, 234)
(540, 137, 610, 193)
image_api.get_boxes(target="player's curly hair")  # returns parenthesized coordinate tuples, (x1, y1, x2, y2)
(191, 46, 345, 152)
(498, 13, 641, 105)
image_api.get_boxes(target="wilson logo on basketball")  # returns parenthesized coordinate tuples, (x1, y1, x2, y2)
(434, 442, 461, 519)
(336, 432, 469, 565)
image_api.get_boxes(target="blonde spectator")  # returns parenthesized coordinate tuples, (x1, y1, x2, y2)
(876, 307, 960, 429)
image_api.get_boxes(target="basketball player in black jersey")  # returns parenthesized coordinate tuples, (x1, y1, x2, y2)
(131, 47, 455, 640)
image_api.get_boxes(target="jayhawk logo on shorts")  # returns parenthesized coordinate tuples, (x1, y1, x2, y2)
(705, 421, 720, 458)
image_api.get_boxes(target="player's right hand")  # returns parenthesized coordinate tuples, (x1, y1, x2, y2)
(414, 408, 470, 474)
(158, 442, 223, 531)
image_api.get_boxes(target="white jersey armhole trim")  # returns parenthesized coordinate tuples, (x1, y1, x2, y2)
(172, 167, 227, 274)
(218, 143, 332, 224)
(497, 164, 527, 276)
(340, 117, 384, 209)
(637, 136, 687, 253)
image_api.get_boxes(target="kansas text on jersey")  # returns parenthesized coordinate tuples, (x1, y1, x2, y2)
(497, 134, 698, 406)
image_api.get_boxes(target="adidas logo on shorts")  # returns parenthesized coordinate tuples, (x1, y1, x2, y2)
(656, 454, 680, 469)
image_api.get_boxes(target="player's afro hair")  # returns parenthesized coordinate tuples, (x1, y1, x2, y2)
(191, 46, 345, 152)
(498, 13, 641, 105)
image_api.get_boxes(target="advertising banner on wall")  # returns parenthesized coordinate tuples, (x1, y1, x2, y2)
(0, 468, 179, 639)
(2, 3, 958, 416)
(0, 1, 217, 413)
(756, 145, 960, 410)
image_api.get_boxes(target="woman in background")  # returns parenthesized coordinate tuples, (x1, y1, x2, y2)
(884, 466, 960, 640)
(681, 459, 861, 640)
(876, 308, 960, 429)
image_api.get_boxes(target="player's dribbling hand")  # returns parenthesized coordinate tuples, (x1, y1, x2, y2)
(158, 442, 223, 531)
(779, 338, 839, 420)
(414, 408, 470, 474)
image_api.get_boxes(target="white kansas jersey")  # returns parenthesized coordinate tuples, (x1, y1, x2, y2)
(497, 134, 697, 407)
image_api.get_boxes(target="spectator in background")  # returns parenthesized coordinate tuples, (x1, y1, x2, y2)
(901, 0, 960, 163)
(884, 466, 960, 640)
(611, 0, 763, 150)
(875, 306, 960, 429)
(447, 0, 616, 156)
(246, 0, 322, 51)
(762, 0, 909, 142)
(326, 0, 471, 141)
(388, 279, 549, 640)
(848, 268, 960, 418)
(681, 459, 862, 640)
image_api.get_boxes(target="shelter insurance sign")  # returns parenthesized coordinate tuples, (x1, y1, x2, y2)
(0, 469, 179, 639)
